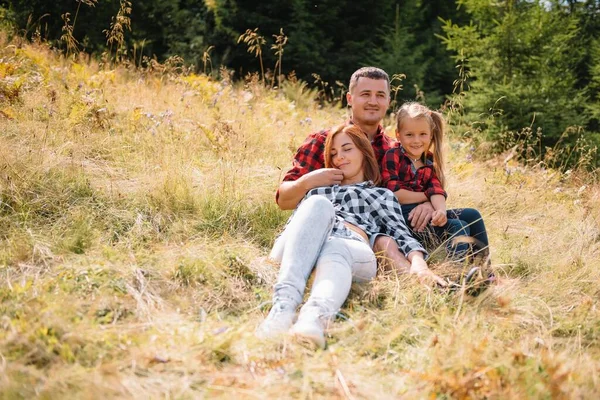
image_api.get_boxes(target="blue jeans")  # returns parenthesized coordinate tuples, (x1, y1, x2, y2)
(269, 195, 377, 317)
(401, 204, 489, 258)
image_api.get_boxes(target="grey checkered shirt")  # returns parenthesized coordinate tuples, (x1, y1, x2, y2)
(297, 181, 427, 257)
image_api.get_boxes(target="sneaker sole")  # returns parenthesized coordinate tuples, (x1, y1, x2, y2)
(293, 331, 325, 350)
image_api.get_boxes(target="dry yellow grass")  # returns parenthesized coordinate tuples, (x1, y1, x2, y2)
(1, 35, 599, 399)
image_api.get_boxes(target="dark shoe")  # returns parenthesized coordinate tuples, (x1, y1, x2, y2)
(464, 266, 495, 296)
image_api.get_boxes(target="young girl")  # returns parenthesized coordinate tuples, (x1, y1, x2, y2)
(381, 102, 490, 263)
(257, 124, 442, 349)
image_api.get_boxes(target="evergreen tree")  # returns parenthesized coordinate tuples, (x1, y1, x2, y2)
(370, 0, 466, 108)
(441, 0, 588, 150)
(371, 3, 425, 106)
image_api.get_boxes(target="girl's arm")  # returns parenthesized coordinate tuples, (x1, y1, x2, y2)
(430, 194, 446, 212)
(394, 189, 428, 205)
(430, 194, 447, 227)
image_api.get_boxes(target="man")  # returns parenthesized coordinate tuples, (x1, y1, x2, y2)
(276, 67, 435, 272)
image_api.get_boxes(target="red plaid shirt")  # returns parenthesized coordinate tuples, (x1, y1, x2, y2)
(381, 143, 447, 200)
(277, 122, 393, 202)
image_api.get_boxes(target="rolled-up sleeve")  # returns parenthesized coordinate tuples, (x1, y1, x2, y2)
(374, 191, 428, 258)
(424, 174, 447, 200)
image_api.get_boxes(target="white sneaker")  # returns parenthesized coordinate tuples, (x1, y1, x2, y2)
(256, 302, 296, 339)
(290, 312, 326, 349)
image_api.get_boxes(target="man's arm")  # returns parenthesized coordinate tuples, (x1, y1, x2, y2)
(277, 168, 344, 210)
(407, 202, 434, 232)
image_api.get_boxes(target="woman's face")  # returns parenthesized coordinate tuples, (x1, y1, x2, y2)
(330, 131, 365, 184)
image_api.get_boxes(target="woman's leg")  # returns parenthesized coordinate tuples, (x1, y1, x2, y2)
(290, 237, 376, 348)
(257, 195, 335, 338)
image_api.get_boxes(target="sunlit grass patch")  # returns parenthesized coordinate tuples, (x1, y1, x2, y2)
(0, 31, 599, 399)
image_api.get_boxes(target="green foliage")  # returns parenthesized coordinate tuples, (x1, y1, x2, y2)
(371, 4, 424, 105)
(588, 36, 600, 131)
(2, 0, 471, 105)
(196, 193, 288, 249)
(372, 1, 467, 108)
(441, 0, 598, 167)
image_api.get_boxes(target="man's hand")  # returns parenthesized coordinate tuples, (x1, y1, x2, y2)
(407, 202, 434, 232)
(431, 210, 447, 227)
(301, 168, 344, 188)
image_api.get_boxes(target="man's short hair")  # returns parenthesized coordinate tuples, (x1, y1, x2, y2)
(348, 67, 390, 94)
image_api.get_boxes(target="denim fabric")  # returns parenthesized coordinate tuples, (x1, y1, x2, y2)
(400, 204, 489, 256)
(269, 195, 377, 314)
(300, 235, 377, 319)
(269, 195, 335, 306)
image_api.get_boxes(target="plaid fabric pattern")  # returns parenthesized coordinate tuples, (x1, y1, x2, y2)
(381, 143, 447, 200)
(278, 121, 393, 186)
(293, 182, 427, 257)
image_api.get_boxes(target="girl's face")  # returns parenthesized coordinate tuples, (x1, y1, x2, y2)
(330, 132, 365, 184)
(396, 116, 432, 160)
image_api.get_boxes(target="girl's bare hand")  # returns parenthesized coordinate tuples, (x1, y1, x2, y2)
(431, 210, 447, 227)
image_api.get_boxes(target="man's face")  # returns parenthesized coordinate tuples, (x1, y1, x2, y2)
(346, 77, 390, 126)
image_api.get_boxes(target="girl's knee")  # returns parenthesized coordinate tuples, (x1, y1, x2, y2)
(462, 208, 483, 221)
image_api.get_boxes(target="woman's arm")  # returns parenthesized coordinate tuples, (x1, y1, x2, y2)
(372, 189, 428, 258)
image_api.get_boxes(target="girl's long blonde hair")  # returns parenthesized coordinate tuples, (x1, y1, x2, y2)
(395, 102, 446, 188)
(324, 124, 381, 186)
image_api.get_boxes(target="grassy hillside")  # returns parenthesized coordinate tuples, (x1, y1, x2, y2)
(1, 34, 599, 399)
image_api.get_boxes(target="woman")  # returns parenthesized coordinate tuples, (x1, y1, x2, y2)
(256, 124, 444, 349)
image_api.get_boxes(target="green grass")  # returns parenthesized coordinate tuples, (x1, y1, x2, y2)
(0, 34, 599, 399)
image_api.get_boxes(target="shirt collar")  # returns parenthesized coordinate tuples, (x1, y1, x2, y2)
(398, 144, 434, 165)
(334, 180, 375, 189)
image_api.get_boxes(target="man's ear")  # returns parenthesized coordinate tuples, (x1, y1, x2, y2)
(346, 91, 352, 106)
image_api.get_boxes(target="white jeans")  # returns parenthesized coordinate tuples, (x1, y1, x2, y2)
(269, 195, 377, 317)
